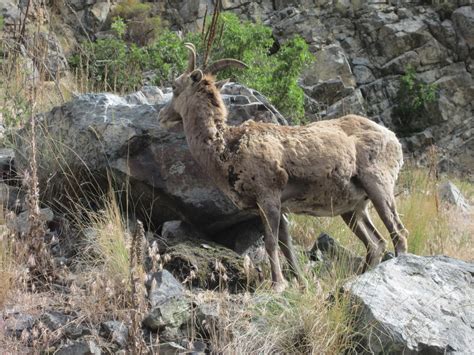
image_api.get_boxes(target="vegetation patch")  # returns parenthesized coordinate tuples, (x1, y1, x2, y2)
(70, 13, 313, 123)
(394, 66, 438, 136)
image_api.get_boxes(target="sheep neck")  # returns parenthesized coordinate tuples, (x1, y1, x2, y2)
(181, 86, 229, 183)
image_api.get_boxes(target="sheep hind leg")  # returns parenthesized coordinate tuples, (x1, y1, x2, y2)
(258, 199, 287, 292)
(278, 213, 303, 283)
(360, 207, 387, 265)
(361, 177, 408, 256)
(341, 211, 380, 273)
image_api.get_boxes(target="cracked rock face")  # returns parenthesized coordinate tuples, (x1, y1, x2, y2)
(161, 1, 474, 176)
(15, 84, 283, 244)
(344, 254, 474, 354)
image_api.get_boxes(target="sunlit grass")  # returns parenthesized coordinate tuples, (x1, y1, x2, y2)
(83, 192, 131, 283)
(0, 211, 14, 308)
(198, 254, 362, 354)
(290, 167, 473, 262)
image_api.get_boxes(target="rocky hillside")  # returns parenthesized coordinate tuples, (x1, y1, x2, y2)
(1, 0, 473, 177)
(1, 1, 474, 354)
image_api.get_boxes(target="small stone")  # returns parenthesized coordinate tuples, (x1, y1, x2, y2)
(143, 298, 190, 331)
(315, 232, 364, 272)
(4, 312, 34, 337)
(39, 311, 71, 331)
(181, 339, 207, 352)
(64, 324, 91, 340)
(101, 321, 129, 348)
(0, 183, 25, 212)
(157, 341, 187, 353)
(147, 270, 185, 307)
(382, 251, 395, 262)
(6, 207, 54, 235)
(55, 340, 101, 355)
(0, 148, 15, 179)
(439, 181, 471, 212)
(196, 302, 220, 331)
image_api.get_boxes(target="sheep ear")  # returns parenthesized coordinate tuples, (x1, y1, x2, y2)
(190, 69, 203, 83)
(215, 78, 230, 91)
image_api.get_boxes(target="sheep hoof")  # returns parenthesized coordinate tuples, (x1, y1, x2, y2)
(272, 280, 288, 293)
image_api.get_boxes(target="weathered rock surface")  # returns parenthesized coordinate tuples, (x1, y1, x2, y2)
(6, 207, 54, 235)
(438, 181, 471, 212)
(100, 321, 129, 348)
(345, 254, 474, 354)
(157, 222, 259, 291)
(56, 340, 101, 355)
(15, 84, 283, 243)
(147, 269, 185, 308)
(143, 269, 194, 335)
(2, 311, 35, 338)
(157, 1, 474, 177)
(0, 183, 25, 212)
(38, 311, 71, 331)
(143, 297, 190, 331)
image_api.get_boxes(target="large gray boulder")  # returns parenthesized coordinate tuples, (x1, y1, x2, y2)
(345, 254, 474, 354)
(15, 84, 284, 244)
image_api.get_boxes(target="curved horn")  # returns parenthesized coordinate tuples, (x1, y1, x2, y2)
(205, 58, 248, 74)
(184, 42, 196, 72)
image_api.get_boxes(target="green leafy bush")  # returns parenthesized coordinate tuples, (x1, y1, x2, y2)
(111, 16, 126, 39)
(69, 19, 188, 92)
(191, 13, 313, 123)
(111, 0, 163, 45)
(71, 13, 313, 123)
(394, 66, 438, 135)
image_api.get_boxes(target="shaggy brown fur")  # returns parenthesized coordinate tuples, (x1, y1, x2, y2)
(165, 68, 408, 291)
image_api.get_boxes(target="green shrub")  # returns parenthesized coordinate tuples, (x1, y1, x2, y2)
(394, 66, 437, 135)
(113, 0, 150, 18)
(71, 13, 313, 122)
(111, 16, 126, 39)
(111, 0, 162, 45)
(435, 2, 456, 21)
(192, 13, 313, 124)
(69, 19, 188, 92)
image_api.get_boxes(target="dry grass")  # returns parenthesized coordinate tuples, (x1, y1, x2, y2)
(290, 167, 474, 262)
(192, 258, 362, 354)
(196, 167, 473, 354)
(1, 9, 473, 352)
(0, 222, 14, 309)
(84, 193, 132, 282)
(66, 192, 148, 351)
(0, 40, 76, 128)
(71, 192, 139, 322)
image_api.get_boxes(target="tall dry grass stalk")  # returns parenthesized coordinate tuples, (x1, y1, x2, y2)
(69, 191, 148, 351)
(0, 222, 14, 308)
(86, 192, 131, 281)
(128, 220, 147, 353)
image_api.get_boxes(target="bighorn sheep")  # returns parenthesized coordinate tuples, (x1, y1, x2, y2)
(160, 43, 408, 291)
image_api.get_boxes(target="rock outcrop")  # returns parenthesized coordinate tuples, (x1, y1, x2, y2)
(15, 84, 285, 246)
(345, 254, 474, 354)
(156, 1, 474, 177)
(7, 1, 473, 177)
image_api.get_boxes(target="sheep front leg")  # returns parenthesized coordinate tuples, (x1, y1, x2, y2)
(258, 199, 287, 292)
(279, 213, 303, 283)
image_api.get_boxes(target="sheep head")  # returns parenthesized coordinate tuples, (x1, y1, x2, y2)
(159, 43, 248, 129)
